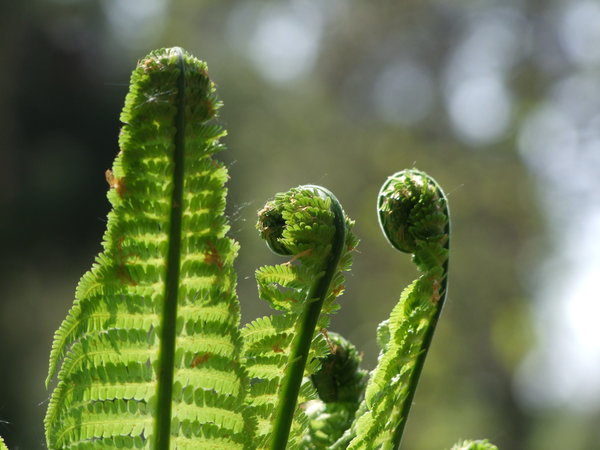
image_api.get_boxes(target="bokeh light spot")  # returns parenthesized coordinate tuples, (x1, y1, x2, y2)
(372, 61, 435, 126)
(447, 76, 512, 145)
(559, 1, 600, 67)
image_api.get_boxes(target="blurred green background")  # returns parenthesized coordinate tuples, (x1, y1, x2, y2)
(2, 0, 600, 448)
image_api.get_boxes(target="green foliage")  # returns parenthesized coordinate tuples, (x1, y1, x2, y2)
(450, 440, 499, 450)
(243, 186, 356, 449)
(302, 332, 368, 448)
(335, 170, 450, 450)
(42, 47, 494, 450)
(44, 47, 247, 449)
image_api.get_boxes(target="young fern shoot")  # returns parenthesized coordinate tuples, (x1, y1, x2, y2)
(241, 186, 357, 449)
(344, 169, 450, 449)
(303, 332, 368, 448)
(37, 46, 496, 450)
(44, 48, 251, 449)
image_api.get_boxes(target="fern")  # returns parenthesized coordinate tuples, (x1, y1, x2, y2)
(40, 47, 497, 450)
(242, 186, 357, 449)
(341, 169, 450, 450)
(44, 47, 250, 449)
(302, 332, 368, 448)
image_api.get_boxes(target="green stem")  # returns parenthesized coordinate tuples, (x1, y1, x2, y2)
(269, 186, 347, 450)
(391, 257, 449, 449)
(378, 169, 450, 449)
(154, 47, 186, 449)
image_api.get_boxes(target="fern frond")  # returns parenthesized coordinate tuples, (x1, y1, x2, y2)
(242, 186, 357, 448)
(45, 47, 251, 449)
(346, 169, 450, 450)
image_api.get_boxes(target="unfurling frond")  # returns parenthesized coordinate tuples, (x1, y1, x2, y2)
(243, 186, 357, 449)
(346, 169, 450, 450)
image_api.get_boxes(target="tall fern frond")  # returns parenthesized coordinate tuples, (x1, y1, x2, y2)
(242, 186, 357, 449)
(44, 47, 251, 449)
(344, 169, 450, 450)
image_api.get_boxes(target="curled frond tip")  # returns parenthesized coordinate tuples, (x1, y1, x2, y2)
(377, 169, 449, 254)
(256, 185, 346, 258)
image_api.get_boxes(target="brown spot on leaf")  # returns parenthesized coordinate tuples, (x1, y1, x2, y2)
(105, 169, 126, 198)
(191, 353, 212, 368)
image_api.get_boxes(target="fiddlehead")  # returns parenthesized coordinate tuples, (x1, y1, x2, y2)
(378, 169, 449, 273)
(346, 169, 449, 450)
(242, 185, 358, 449)
(302, 332, 368, 448)
(310, 332, 367, 406)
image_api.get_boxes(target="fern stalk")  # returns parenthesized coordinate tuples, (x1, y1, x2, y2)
(243, 185, 356, 448)
(380, 170, 450, 448)
(345, 169, 450, 449)
(268, 186, 347, 449)
(153, 46, 186, 449)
